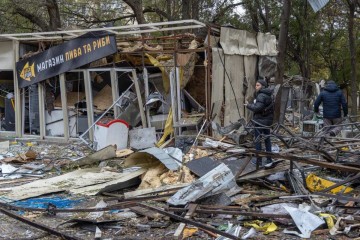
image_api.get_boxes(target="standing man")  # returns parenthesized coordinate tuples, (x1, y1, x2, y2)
(246, 78, 274, 167)
(314, 80, 348, 136)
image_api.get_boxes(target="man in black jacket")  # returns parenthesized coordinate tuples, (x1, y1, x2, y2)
(246, 79, 274, 166)
(314, 80, 348, 136)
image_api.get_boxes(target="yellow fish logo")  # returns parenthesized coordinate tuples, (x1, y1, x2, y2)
(19, 62, 35, 81)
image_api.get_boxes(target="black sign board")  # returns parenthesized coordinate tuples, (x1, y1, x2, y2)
(16, 31, 117, 88)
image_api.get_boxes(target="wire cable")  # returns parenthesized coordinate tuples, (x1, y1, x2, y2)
(211, 28, 242, 119)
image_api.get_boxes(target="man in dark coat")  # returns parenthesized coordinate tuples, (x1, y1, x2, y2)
(246, 79, 274, 166)
(314, 80, 348, 136)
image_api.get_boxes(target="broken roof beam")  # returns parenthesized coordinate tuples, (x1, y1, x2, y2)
(167, 207, 292, 219)
(0, 207, 81, 240)
(137, 203, 241, 240)
(244, 150, 360, 173)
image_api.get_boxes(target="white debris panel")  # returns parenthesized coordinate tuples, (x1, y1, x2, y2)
(167, 163, 237, 206)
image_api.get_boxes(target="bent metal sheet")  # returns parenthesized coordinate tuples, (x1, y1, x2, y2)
(16, 31, 117, 88)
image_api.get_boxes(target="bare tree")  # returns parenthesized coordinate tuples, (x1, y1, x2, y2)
(166, 0, 173, 20)
(274, 0, 291, 123)
(123, 0, 146, 24)
(10, 0, 61, 31)
(192, 0, 200, 20)
(46, 0, 61, 30)
(211, 1, 244, 24)
(182, 0, 191, 19)
(346, 0, 358, 115)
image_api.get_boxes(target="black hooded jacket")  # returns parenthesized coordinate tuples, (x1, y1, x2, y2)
(314, 81, 348, 119)
(246, 87, 274, 126)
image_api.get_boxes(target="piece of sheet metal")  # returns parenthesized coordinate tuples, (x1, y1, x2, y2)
(283, 206, 325, 238)
(140, 147, 181, 171)
(308, 0, 330, 12)
(168, 163, 236, 205)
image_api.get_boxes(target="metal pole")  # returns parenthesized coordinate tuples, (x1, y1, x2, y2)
(84, 70, 94, 141)
(79, 83, 134, 141)
(132, 70, 147, 128)
(60, 73, 69, 140)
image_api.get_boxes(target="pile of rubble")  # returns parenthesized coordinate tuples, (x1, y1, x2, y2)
(0, 122, 360, 239)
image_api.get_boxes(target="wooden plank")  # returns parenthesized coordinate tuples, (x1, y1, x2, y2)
(238, 162, 306, 181)
(69, 169, 145, 196)
(124, 183, 190, 199)
(129, 206, 162, 219)
(116, 149, 134, 158)
(173, 203, 198, 238)
(3, 168, 130, 201)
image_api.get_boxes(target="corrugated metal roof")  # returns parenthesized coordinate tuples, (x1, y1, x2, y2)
(141, 147, 181, 171)
(308, 0, 330, 12)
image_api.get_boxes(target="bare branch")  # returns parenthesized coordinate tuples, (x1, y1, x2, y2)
(143, 6, 171, 20)
(212, 2, 244, 23)
(12, 5, 50, 31)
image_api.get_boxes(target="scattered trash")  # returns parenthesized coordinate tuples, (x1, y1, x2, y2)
(241, 227, 257, 239)
(283, 205, 325, 238)
(182, 227, 198, 239)
(319, 213, 336, 229)
(13, 196, 82, 209)
(215, 223, 241, 239)
(0, 67, 358, 240)
(167, 163, 236, 205)
(306, 173, 353, 194)
(243, 220, 277, 234)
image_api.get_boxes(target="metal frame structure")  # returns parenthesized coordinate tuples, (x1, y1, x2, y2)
(0, 20, 206, 41)
(0, 19, 210, 140)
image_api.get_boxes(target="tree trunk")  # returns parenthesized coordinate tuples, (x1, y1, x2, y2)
(303, 0, 311, 79)
(255, 0, 270, 32)
(166, 0, 172, 20)
(264, 0, 271, 32)
(192, 0, 199, 20)
(347, 0, 357, 116)
(244, 0, 259, 32)
(274, 0, 291, 123)
(45, 0, 61, 30)
(182, 0, 191, 19)
(123, 0, 146, 24)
